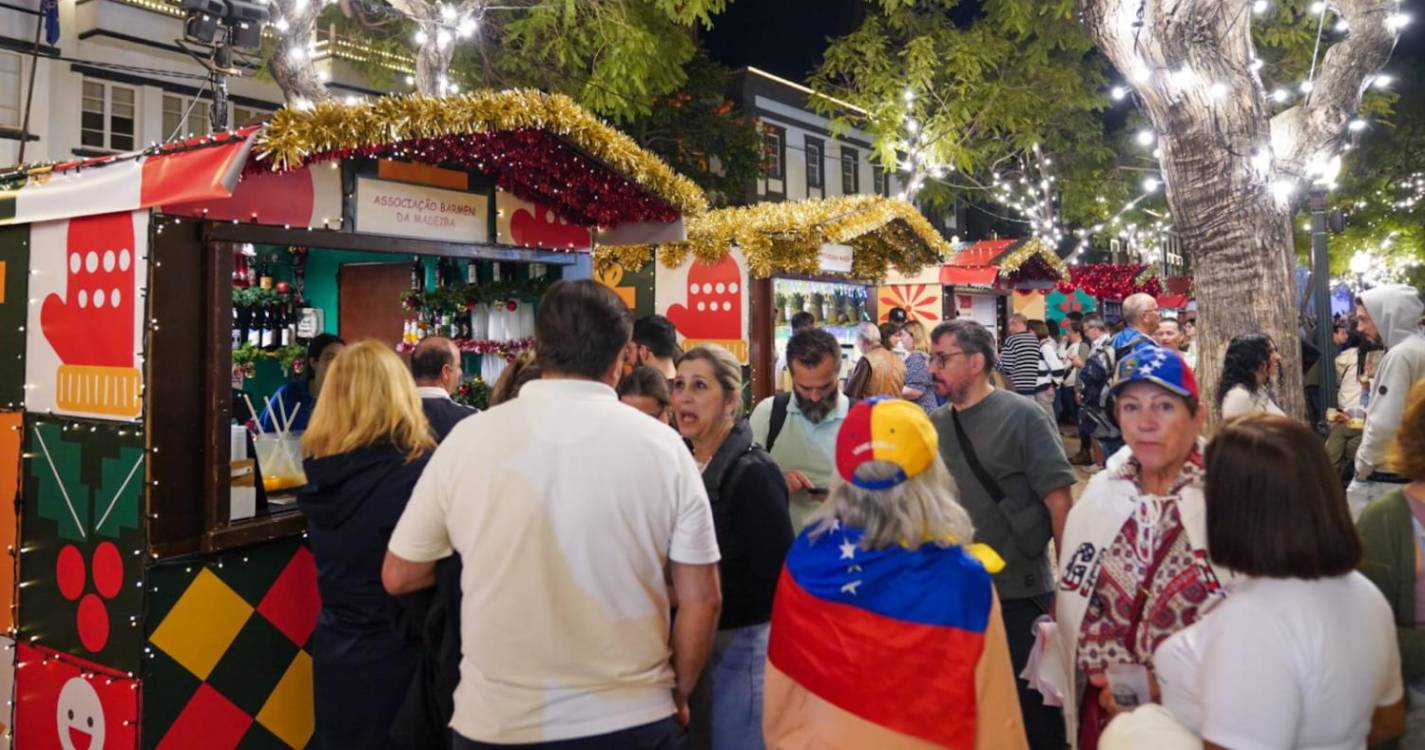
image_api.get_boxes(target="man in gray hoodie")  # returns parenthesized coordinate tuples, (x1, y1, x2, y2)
(1348, 284, 1425, 518)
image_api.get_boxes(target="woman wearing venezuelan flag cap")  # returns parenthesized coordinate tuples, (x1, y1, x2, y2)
(763, 397, 1028, 749)
(1048, 344, 1237, 749)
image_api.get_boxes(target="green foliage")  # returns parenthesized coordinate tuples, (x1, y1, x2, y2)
(1299, 75, 1425, 281)
(811, 0, 1403, 250)
(310, 1, 725, 122)
(811, 0, 1120, 227)
(620, 54, 763, 206)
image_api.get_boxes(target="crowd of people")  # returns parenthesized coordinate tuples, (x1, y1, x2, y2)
(272, 277, 1425, 749)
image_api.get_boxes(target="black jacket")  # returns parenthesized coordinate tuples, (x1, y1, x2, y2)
(697, 420, 794, 630)
(299, 444, 431, 750)
(421, 396, 478, 442)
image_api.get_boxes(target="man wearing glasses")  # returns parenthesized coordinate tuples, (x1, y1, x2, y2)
(927, 319, 1076, 750)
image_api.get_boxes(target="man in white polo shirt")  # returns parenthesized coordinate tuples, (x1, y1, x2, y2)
(383, 280, 722, 749)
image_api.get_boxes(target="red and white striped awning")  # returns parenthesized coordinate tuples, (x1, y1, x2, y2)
(0, 128, 257, 227)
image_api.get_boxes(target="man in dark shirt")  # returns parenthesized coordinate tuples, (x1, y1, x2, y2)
(412, 336, 478, 441)
(1001, 314, 1041, 397)
(929, 319, 1076, 750)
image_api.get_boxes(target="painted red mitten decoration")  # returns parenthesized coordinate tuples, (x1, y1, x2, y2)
(510, 204, 591, 250)
(39, 212, 142, 417)
(664, 255, 742, 341)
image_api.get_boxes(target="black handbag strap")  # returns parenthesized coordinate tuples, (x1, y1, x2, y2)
(765, 393, 791, 453)
(950, 407, 1008, 504)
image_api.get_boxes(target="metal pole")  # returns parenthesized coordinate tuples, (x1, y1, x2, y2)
(17, 9, 43, 164)
(1309, 187, 1335, 431)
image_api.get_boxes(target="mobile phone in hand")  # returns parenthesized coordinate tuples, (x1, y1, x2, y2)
(806, 487, 829, 497)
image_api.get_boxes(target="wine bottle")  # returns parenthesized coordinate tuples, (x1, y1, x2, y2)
(232, 306, 243, 349)
(465, 260, 478, 285)
(247, 304, 264, 348)
(276, 303, 291, 348)
(258, 258, 274, 290)
(491, 261, 502, 283)
(411, 256, 425, 292)
(260, 304, 276, 349)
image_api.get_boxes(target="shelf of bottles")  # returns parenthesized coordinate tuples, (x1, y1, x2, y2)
(772, 278, 873, 380)
(231, 245, 308, 380)
(399, 256, 551, 384)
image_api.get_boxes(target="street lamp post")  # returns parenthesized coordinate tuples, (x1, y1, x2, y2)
(1309, 186, 1336, 433)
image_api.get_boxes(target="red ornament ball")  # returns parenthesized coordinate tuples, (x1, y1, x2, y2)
(276, 280, 291, 294)
(506, 300, 518, 312)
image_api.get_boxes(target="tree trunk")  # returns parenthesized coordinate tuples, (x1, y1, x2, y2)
(268, 1, 330, 106)
(1080, 0, 1397, 425)
(414, 21, 456, 96)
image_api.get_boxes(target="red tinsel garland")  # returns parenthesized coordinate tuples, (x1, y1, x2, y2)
(1058, 263, 1162, 300)
(254, 130, 680, 229)
(396, 337, 534, 360)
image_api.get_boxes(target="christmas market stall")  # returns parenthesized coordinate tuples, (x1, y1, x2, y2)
(0, 90, 701, 749)
(595, 194, 949, 401)
(1055, 263, 1166, 323)
(939, 237, 1068, 340)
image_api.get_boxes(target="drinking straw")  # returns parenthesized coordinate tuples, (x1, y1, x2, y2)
(243, 394, 263, 436)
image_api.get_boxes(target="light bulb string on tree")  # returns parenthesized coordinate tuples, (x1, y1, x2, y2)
(1100, 0, 1407, 202)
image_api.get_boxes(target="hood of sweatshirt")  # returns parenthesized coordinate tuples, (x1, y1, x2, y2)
(1361, 284, 1425, 350)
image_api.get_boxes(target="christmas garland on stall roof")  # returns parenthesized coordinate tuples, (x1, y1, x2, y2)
(594, 195, 950, 281)
(254, 90, 708, 220)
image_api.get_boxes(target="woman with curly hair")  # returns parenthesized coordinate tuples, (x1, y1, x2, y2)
(1216, 333, 1284, 421)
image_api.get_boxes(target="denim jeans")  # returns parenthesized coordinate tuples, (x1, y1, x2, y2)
(1347, 478, 1399, 522)
(688, 623, 769, 750)
(452, 717, 684, 750)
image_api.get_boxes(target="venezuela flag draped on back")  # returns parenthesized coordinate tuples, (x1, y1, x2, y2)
(764, 523, 1026, 749)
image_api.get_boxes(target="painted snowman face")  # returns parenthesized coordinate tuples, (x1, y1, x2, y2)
(56, 677, 105, 750)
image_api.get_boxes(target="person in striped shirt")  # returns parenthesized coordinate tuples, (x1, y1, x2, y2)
(1001, 314, 1042, 397)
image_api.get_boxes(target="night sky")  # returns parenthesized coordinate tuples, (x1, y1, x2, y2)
(703, 0, 863, 81)
(705, 1, 1423, 85)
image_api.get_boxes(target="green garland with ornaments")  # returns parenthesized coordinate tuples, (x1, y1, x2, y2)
(232, 343, 308, 379)
(233, 287, 296, 308)
(400, 276, 554, 314)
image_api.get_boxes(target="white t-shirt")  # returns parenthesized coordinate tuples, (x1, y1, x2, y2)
(1154, 573, 1402, 750)
(388, 378, 720, 744)
(1220, 384, 1286, 421)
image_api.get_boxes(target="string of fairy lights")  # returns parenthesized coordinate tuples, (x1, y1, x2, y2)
(888, 0, 1411, 277)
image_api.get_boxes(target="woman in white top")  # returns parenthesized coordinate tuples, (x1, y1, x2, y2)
(1216, 333, 1285, 421)
(1150, 416, 1405, 749)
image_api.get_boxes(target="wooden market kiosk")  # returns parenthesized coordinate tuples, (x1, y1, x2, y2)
(595, 194, 949, 402)
(0, 91, 700, 748)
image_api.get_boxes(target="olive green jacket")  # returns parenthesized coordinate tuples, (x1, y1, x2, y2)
(1357, 488, 1425, 680)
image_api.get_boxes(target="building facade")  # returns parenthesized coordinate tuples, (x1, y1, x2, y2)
(0, 0, 410, 167)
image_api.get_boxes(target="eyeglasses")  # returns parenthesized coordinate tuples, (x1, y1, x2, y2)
(930, 351, 972, 368)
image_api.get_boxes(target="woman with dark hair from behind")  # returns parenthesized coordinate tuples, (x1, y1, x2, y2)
(1216, 333, 1284, 420)
(1147, 417, 1404, 749)
(618, 365, 672, 422)
(1358, 379, 1425, 747)
(488, 350, 541, 407)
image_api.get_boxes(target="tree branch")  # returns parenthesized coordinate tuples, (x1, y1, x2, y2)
(1270, 0, 1398, 177)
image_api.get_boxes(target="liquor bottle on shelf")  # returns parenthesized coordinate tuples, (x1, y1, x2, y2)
(232, 250, 248, 288)
(411, 256, 425, 292)
(466, 259, 478, 285)
(247, 303, 264, 348)
(491, 261, 502, 283)
(258, 258, 274, 290)
(439, 312, 452, 338)
(232, 307, 243, 349)
(260, 304, 277, 349)
(277, 303, 293, 348)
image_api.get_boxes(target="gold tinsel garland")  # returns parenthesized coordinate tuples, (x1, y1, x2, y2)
(595, 195, 951, 281)
(254, 90, 708, 216)
(995, 237, 1068, 279)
